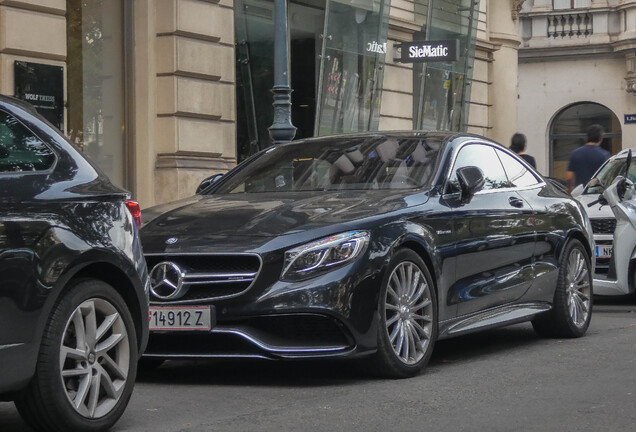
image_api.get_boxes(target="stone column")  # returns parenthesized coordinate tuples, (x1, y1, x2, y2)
(153, 0, 237, 205)
(132, 0, 157, 207)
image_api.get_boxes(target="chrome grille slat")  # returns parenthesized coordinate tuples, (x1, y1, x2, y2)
(146, 254, 262, 304)
(185, 279, 254, 285)
(184, 272, 257, 279)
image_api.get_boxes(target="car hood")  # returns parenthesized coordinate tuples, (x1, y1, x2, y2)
(141, 190, 427, 251)
(574, 193, 614, 219)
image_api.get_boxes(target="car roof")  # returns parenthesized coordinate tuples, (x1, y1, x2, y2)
(286, 130, 478, 142)
(274, 130, 498, 151)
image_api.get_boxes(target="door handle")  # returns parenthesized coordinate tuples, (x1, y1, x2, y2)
(508, 197, 524, 208)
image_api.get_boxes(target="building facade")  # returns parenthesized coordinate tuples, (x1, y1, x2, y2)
(518, 0, 636, 179)
(0, 0, 525, 207)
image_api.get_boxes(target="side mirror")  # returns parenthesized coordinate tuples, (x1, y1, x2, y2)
(570, 183, 584, 197)
(196, 173, 223, 195)
(617, 177, 635, 202)
(456, 166, 485, 202)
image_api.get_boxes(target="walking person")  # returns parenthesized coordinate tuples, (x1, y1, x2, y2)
(565, 124, 610, 193)
(509, 132, 536, 169)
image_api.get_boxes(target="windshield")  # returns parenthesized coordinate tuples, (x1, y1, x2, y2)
(214, 136, 442, 194)
(585, 157, 636, 194)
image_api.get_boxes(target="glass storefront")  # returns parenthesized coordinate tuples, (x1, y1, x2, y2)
(235, 0, 479, 161)
(235, 0, 390, 161)
(315, 0, 390, 136)
(67, 0, 128, 188)
(411, 0, 479, 131)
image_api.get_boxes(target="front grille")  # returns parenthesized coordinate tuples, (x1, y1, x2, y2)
(591, 218, 616, 234)
(146, 254, 261, 304)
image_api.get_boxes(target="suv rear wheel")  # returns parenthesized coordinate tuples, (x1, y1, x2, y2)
(15, 279, 138, 432)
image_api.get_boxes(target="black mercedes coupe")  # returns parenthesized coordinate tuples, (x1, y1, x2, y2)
(141, 132, 595, 378)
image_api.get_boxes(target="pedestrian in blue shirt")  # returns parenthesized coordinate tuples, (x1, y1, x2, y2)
(565, 124, 610, 193)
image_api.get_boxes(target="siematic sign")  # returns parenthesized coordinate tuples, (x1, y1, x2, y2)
(395, 39, 460, 63)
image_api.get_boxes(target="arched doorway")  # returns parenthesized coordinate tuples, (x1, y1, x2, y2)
(550, 102, 622, 180)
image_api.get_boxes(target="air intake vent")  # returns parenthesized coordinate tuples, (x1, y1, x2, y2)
(590, 218, 616, 235)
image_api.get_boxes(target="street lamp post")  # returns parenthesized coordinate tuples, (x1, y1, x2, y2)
(268, 0, 296, 145)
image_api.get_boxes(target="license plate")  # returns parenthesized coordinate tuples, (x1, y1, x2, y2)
(596, 245, 613, 258)
(149, 306, 213, 331)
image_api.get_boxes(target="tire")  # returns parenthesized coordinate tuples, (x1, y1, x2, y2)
(15, 279, 138, 432)
(368, 249, 438, 378)
(532, 239, 593, 338)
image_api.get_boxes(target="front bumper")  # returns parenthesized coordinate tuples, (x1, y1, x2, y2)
(593, 275, 631, 296)
(145, 313, 364, 360)
(143, 254, 383, 360)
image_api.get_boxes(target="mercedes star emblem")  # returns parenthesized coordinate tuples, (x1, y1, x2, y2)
(149, 261, 185, 300)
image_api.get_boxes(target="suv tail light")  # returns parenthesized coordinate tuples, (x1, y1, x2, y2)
(125, 200, 142, 228)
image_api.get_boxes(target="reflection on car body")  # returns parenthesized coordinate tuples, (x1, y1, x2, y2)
(141, 131, 595, 378)
(0, 95, 149, 432)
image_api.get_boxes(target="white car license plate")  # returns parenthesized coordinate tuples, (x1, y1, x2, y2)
(596, 245, 613, 258)
(149, 306, 213, 331)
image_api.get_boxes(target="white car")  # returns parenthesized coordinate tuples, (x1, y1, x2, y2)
(573, 149, 636, 295)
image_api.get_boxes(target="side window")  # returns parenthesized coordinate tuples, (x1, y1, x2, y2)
(496, 150, 540, 188)
(0, 111, 55, 173)
(446, 144, 510, 193)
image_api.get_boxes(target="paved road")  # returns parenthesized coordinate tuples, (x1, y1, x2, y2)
(2, 298, 635, 432)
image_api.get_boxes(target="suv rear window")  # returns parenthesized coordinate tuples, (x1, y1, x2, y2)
(0, 110, 55, 173)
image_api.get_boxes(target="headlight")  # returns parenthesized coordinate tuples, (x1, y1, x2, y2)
(281, 231, 370, 280)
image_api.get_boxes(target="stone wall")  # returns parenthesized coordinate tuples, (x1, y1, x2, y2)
(151, 0, 237, 205)
(0, 1, 66, 115)
(518, 0, 636, 174)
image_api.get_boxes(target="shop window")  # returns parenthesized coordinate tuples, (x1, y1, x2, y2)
(550, 102, 622, 180)
(412, 0, 480, 132)
(314, 0, 390, 136)
(234, 0, 390, 162)
(67, 0, 128, 188)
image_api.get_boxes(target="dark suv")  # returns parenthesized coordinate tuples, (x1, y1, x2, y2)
(0, 96, 149, 432)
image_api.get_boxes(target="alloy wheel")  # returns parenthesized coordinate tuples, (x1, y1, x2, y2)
(59, 298, 130, 419)
(565, 248, 591, 327)
(384, 261, 434, 365)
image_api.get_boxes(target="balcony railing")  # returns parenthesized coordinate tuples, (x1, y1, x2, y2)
(547, 13, 592, 39)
